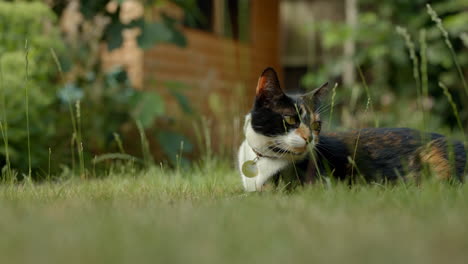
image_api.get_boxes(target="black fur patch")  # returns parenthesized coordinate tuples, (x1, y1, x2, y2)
(250, 94, 303, 136)
(311, 128, 465, 182)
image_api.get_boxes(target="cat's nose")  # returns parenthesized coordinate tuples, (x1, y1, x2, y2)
(295, 124, 311, 143)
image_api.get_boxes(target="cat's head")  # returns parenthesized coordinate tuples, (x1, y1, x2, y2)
(244, 67, 328, 160)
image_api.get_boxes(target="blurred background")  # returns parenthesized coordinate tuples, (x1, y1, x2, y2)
(0, 0, 467, 177)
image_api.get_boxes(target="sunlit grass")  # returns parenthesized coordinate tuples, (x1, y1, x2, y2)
(0, 164, 467, 264)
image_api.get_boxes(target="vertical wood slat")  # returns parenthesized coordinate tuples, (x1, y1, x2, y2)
(213, 0, 225, 36)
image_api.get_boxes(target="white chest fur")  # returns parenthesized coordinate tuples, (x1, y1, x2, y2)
(238, 114, 305, 191)
(238, 140, 290, 191)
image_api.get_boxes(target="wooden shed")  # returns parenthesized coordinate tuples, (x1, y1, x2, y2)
(103, 0, 279, 110)
(102, 0, 281, 156)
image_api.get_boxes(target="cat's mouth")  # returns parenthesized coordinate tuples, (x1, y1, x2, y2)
(268, 146, 305, 156)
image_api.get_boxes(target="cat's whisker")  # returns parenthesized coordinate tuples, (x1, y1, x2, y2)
(317, 106, 331, 114)
(315, 102, 330, 112)
(316, 144, 337, 157)
(316, 143, 344, 155)
(315, 105, 331, 115)
(278, 149, 291, 158)
(274, 147, 292, 158)
(314, 147, 332, 166)
(260, 141, 284, 151)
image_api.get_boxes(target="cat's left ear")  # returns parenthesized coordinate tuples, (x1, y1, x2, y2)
(301, 82, 329, 106)
(255, 67, 284, 99)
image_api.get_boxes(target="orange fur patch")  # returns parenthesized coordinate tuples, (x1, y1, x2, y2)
(295, 124, 310, 141)
(256, 76, 267, 95)
(420, 146, 451, 180)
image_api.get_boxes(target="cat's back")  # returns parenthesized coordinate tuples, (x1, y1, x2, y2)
(316, 128, 466, 181)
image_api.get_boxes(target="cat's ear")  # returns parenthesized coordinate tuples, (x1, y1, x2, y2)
(255, 67, 283, 98)
(302, 82, 329, 106)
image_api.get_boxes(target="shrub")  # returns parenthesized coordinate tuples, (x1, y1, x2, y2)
(0, 1, 64, 173)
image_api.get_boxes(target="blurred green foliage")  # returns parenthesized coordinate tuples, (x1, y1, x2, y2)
(304, 0, 468, 132)
(51, 0, 187, 50)
(0, 1, 63, 171)
(0, 1, 194, 177)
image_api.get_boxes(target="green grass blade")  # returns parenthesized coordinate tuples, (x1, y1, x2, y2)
(427, 4, 468, 96)
(24, 40, 31, 178)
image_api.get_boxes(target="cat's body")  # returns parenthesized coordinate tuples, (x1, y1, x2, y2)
(238, 68, 466, 191)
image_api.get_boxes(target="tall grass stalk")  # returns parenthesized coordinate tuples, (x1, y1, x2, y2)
(50, 48, 79, 175)
(75, 100, 86, 179)
(350, 66, 375, 179)
(70, 134, 76, 173)
(0, 55, 12, 179)
(328, 83, 338, 129)
(419, 29, 430, 137)
(92, 155, 97, 178)
(440, 81, 468, 177)
(350, 121, 364, 179)
(0, 121, 7, 172)
(48, 147, 51, 180)
(0, 121, 15, 182)
(176, 141, 184, 176)
(419, 30, 429, 101)
(92, 153, 141, 165)
(113, 132, 125, 154)
(395, 26, 428, 133)
(396, 26, 421, 92)
(24, 40, 31, 178)
(438, 82, 464, 138)
(427, 4, 468, 96)
(192, 117, 212, 160)
(136, 120, 152, 168)
(356, 65, 378, 127)
(439, 81, 468, 184)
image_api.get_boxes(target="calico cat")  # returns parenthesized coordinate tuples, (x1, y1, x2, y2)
(238, 67, 467, 191)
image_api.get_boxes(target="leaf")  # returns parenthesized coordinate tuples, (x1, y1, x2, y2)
(105, 22, 125, 51)
(79, 0, 110, 19)
(444, 13, 468, 35)
(170, 29, 188, 47)
(169, 90, 193, 114)
(164, 81, 193, 114)
(106, 67, 129, 84)
(161, 13, 188, 47)
(131, 91, 165, 128)
(137, 21, 173, 50)
(156, 131, 193, 166)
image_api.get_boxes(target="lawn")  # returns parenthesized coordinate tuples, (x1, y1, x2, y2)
(0, 161, 467, 264)
(1, 1, 467, 264)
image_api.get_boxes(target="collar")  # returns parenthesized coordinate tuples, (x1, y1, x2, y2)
(251, 147, 279, 160)
(251, 144, 308, 161)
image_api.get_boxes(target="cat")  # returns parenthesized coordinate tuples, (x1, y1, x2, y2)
(238, 67, 467, 191)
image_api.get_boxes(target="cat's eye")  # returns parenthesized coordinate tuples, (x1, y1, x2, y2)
(312, 121, 321, 131)
(283, 116, 297, 125)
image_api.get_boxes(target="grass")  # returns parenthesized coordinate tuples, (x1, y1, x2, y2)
(1, 3, 467, 264)
(24, 40, 31, 178)
(0, 162, 467, 264)
(426, 4, 468, 96)
(0, 54, 12, 179)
